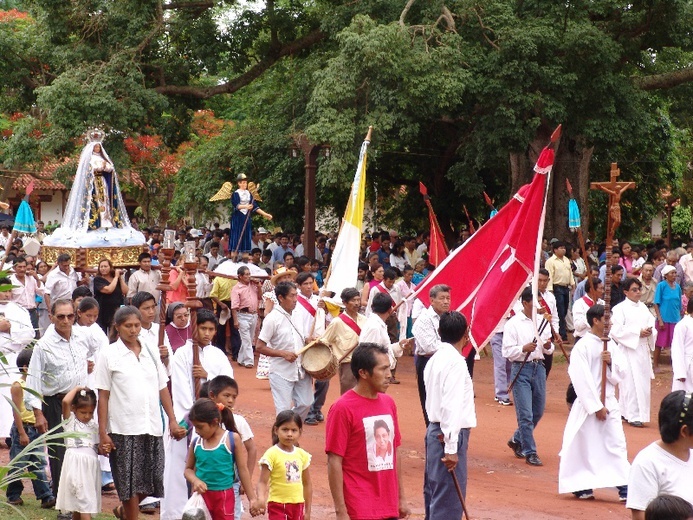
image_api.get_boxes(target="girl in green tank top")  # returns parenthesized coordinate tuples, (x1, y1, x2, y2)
(184, 399, 263, 518)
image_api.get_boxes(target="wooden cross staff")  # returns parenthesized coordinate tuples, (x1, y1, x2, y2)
(590, 163, 635, 404)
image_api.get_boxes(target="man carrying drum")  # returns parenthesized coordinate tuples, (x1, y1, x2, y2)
(292, 272, 327, 426)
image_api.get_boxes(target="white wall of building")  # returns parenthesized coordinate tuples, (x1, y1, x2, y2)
(39, 191, 65, 224)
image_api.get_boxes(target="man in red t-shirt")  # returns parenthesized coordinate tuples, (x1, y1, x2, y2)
(325, 343, 410, 520)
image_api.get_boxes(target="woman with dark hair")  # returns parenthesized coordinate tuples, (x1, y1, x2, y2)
(389, 240, 407, 272)
(93, 258, 127, 333)
(95, 306, 185, 520)
(361, 264, 384, 309)
(626, 391, 693, 518)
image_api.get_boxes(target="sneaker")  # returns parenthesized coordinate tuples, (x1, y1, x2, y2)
(304, 417, 319, 426)
(57, 512, 73, 520)
(41, 497, 56, 509)
(573, 490, 595, 500)
(7, 498, 23, 506)
(389, 376, 400, 384)
(628, 421, 644, 428)
(495, 397, 512, 406)
(140, 503, 156, 515)
(507, 439, 524, 459)
(617, 485, 628, 502)
(316, 412, 325, 422)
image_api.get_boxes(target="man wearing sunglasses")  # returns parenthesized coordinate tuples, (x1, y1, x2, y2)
(25, 298, 102, 519)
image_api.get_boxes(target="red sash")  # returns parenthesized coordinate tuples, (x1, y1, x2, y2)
(375, 284, 396, 307)
(296, 295, 316, 317)
(338, 313, 362, 336)
(582, 295, 594, 307)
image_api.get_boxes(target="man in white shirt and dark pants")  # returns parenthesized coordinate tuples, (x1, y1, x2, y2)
(424, 311, 476, 520)
(412, 284, 451, 426)
(503, 287, 554, 467)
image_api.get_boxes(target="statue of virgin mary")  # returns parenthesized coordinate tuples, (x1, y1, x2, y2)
(44, 130, 146, 248)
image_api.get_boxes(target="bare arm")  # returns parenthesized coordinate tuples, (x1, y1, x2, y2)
(327, 452, 349, 520)
(160, 387, 186, 440)
(302, 466, 313, 520)
(98, 276, 119, 295)
(98, 389, 114, 450)
(396, 446, 411, 518)
(232, 432, 263, 515)
(256, 338, 297, 362)
(184, 443, 207, 493)
(256, 464, 271, 508)
(10, 383, 29, 446)
(62, 386, 82, 420)
(631, 509, 645, 520)
(244, 438, 257, 479)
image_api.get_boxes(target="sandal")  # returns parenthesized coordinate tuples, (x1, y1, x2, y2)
(102, 483, 116, 492)
(113, 505, 125, 520)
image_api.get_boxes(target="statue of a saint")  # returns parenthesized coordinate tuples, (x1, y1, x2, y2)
(89, 143, 119, 229)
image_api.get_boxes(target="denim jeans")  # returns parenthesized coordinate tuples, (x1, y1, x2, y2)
(509, 361, 546, 456)
(6, 424, 54, 502)
(424, 422, 470, 520)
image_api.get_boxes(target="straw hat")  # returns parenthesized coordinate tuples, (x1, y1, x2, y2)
(271, 266, 297, 285)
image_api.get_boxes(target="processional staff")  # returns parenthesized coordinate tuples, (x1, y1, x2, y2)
(590, 163, 635, 404)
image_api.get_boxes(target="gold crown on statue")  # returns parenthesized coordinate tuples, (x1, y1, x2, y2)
(86, 128, 106, 143)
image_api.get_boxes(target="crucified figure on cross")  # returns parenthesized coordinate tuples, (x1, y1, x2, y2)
(590, 163, 636, 239)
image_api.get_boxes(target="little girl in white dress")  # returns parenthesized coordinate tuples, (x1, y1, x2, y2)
(56, 386, 102, 518)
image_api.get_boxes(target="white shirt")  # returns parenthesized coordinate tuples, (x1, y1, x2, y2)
(0, 301, 34, 354)
(359, 313, 403, 369)
(412, 306, 441, 356)
(94, 338, 169, 436)
(205, 252, 224, 271)
(10, 274, 43, 310)
(626, 442, 693, 511)
(502, 311, 554, 363)
(424, 342, 476, 453)
(671, 315, 693, 392)
(170, 341, 234, 422)
(26, 324, 100, 408)
(571, 296, 604, 339)
(258, 305, 306, 382)
(195, 271, 212, 299)
(234, 413, 254, 443)
(44, 267, 80, 301)
(292, 293, 325, 339)
(139, 323, 174, 375)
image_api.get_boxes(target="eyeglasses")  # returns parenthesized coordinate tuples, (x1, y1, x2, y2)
(54, 314, 75, 321)
(680, 392, 692, 425)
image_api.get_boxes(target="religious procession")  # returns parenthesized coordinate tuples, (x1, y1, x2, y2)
(1, 3, 693, 520)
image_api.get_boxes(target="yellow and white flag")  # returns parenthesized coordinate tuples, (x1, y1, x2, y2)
(324, 126, 371, 310)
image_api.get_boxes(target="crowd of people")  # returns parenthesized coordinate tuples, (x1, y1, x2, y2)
(1, 219, 693, 520)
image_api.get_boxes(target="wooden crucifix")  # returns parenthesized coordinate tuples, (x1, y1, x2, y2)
(590, 162, 636, 404)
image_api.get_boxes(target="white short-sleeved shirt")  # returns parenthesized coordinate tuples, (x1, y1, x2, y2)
(94, 338, 169, 436)
(258, 306, 305, 382)
(626, 442, 693, 511)
(233, 413, 254, 443)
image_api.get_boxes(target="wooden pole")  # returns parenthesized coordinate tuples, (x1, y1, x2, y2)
(590, 163, 636, 405)
(156, 247, 175, 347)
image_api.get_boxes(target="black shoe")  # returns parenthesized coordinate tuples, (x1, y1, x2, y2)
(573, 490, 594, 500)
(507, 439, 523, 459)
(7, 498, 23, 506)
(525, 453, 543, 466)
(57, 512, 73, 520)
(316, 412, 325, 422)
(140, 503, 157, 515)
(617, 485, 628, 502)
(41, 497, 56, 509)
(304, 417, 319, 426)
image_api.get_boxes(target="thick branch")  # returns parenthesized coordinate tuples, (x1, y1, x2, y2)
(633, 67, 693, 91)
(162, 1, 214, 9)
(400, 0, 417, 27)
(154, 29, 326, 98)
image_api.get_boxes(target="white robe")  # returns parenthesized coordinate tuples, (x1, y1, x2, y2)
(160, 342, 234, 520)
(558, 333, 630, 493)
(610, 298, 656, 423)
(671, 315, 693, 392)
(0, 302, 35, 437)
(571, 296, 604, 339)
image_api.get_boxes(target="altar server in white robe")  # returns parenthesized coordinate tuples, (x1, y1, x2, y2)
(365, 268, 408, 341)
(0, 290, 35, 438)
(610, 277, 657, 427)
(671, 298, 693, 392)
(558, 304, 630, 500)
(160, 309, 234, 520)
(571, 277, 604, 341)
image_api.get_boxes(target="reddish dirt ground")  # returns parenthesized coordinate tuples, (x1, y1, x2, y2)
(2, 348, 675, 519)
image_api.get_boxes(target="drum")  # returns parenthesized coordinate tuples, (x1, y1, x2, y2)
(301, 340, 339, 381)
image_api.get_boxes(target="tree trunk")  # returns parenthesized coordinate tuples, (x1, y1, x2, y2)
(509, 127, 594, 245)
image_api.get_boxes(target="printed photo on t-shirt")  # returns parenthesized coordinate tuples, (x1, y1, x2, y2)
(285, 459, 301, 483)
(363, 414, 394, 472)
